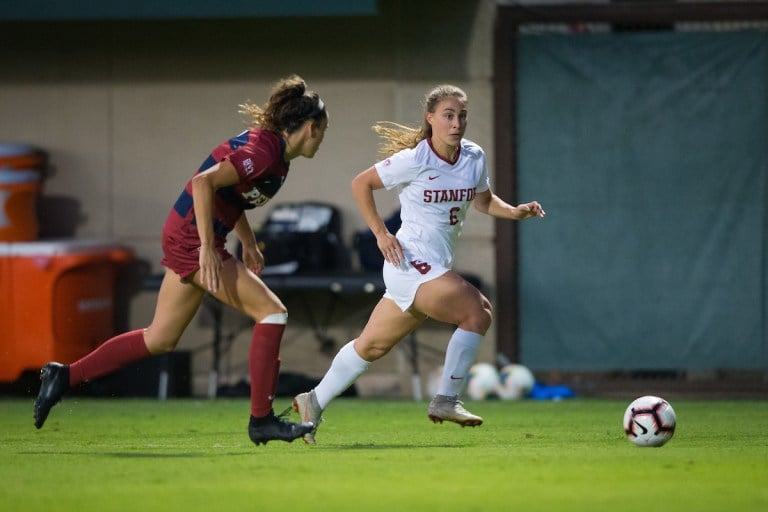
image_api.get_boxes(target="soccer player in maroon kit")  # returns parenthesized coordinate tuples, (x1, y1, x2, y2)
(34, 75, 327, 445)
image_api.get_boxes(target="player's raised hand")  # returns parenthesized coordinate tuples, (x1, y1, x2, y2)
(517, 201, 546, 219)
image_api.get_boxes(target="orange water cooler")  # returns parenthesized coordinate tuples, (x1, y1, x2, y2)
(0, 239, 133, 383)
(0, 144, 47, 242)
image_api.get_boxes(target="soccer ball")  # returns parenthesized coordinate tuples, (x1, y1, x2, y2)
(497, 364, 535, 400)
(465, 363, 500, 400)
(623, 395, 677, 447)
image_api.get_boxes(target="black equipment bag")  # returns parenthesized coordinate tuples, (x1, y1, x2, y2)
(353, 208, 401, 272)
(253, 202, 343, 275)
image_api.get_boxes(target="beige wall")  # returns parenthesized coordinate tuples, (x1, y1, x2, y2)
(0, 0, 502, 397)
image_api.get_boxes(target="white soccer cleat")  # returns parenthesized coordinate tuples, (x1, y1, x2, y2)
(427, 394, 483, 427)
(292, 390, 324, 444)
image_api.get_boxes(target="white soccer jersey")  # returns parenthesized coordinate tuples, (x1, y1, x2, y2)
(375, 137, 490, 270)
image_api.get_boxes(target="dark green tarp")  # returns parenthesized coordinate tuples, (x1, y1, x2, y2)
(517, 30, 768, 370)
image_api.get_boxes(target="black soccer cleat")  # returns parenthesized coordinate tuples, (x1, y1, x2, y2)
(248, 409, 314, 446)
(33, 362, 70, 429)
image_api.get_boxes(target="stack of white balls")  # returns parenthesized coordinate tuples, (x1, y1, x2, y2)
(472, 362, 536, 400)
(428, 362, 536, 400)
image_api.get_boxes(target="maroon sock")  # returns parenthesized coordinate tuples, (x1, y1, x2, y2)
(69, 329, 151, 386)
(249, 323, 284, 418)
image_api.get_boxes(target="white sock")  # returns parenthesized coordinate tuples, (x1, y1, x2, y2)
(261, 312, 288, 324)
(314, 340, 370, 409)
(438, 328, 483, 397)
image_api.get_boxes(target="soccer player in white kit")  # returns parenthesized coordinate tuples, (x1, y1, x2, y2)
(294, 84, 545, 443)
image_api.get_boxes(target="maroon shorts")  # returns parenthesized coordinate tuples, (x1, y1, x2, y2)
(160, 222, 232, 282)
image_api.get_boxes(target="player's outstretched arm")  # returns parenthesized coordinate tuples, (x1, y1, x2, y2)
(473, 189, 545, 220)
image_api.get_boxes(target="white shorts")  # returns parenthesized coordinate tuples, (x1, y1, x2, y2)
(382, 259, 450, 312)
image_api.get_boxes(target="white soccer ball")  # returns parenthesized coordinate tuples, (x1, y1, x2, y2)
(623, 395, 677, 447)
(497, 364, 535, 400)
(465, 363, 500, 400)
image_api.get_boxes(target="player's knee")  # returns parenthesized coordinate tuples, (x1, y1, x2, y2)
(144, 332, 180, 355)
(462, 299, 493, 335)
(246, 301, 287, 323)
(356, 340, 391, 362)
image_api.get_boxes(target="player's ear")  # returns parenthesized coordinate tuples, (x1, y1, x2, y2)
(425, 110, 437, 129)
(309, 118, 326, 139)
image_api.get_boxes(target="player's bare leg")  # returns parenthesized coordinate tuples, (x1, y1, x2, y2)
(294, 299, 423, 444)
(205, 258, 313, 445)
(414, 272, 491, 427)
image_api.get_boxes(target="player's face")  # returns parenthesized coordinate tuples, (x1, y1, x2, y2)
(427, 96, 467, 150)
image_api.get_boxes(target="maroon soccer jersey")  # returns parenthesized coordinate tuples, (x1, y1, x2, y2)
(161, 129, 288, 279)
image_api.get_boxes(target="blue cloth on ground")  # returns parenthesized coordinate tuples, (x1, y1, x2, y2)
(529, 382, 575, 400)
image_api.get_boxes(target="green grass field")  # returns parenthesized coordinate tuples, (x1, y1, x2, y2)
(1, 397, 766, 511)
